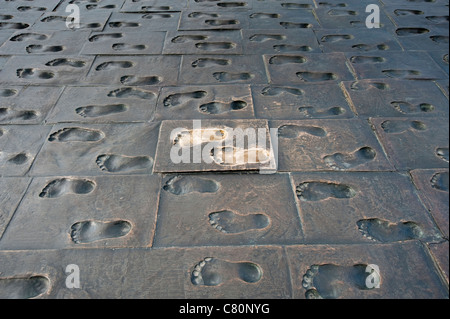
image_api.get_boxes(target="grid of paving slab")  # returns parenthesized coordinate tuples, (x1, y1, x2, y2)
(0, 0, 449, 299)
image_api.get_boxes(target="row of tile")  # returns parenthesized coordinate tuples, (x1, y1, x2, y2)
(2, 0, 449, 14)
(0, 241, 448, 298)
(1, 0, 449, 31)
(0, 52, 447, 89)
(0, 170, 448, 250)
(0, 117, 448, 177)
(1, 28, 448, 57)
(1, 80, 448, 126)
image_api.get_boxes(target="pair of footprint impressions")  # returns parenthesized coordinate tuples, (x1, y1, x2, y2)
(47, 128, 152, 173)
(277, 124, 378, 170)
(0, 260, 384, 299)
(172, 128, 271, 166)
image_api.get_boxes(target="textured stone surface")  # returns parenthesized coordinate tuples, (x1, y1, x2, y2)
(291, 172, 443, 244)
(0, 0, 448, 300)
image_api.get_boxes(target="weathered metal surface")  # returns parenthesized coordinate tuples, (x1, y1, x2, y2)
(0, 0, 448, 300)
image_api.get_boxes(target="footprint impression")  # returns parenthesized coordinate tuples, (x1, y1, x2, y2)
(0, 276, 50, 299)
(302, 264, 374, 299)
(297, 182, 357, 201)
(173, 128, 228, 148)
(357, 218, 425, 243)
(210, 146, 271, 166)
(381, 120, 427, 134)
(0, 107, 38, 122)
(163, 176, 220, 196)
(208, 210, 271, 234)
(191, 258, 263, 286)
(39, 178, 96, 198)
(323, 147, 377, 170)
(48, 128, 105, 142)
(278, 125, 327, 138)
(96, 154, 153, 173)
(0, 152, 29, 166)
(70, 220, 132, 244)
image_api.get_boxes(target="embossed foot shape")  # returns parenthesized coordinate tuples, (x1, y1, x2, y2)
(0, 276, 50, 299)
(71, 220, 132, 244)
(208, 210, 270, 234)
(357, 218, 424, 243)
(191, 258, 263, 286)
(302, 264, 373, 299)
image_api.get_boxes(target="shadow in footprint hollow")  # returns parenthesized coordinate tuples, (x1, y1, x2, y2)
(208, 210, 271, 234)
(0, 276, 50, 299)
(302, 264, 373, 299)
(191, 258, 263, 286)
(357, 218, 425, 243)
(70, 220, 132, 244)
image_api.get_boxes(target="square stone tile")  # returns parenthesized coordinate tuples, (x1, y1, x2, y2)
(0, 0, 61, 13)
(104, 12, 181, 32)
(155, 85, 255, 120)
(264, 53, 355, 84)
(179, 55, 268, 85)
(154, 173, 303, 247)
(0, 30, 92, 55)
(0, 175, 161, 250)
(346, 51, 448, 81)
(383, 5, 450, 26)
(342, 79, 449, 118)
(85, 55, 181, 86)
(248, 9, 320, 30)
(271, 119, 392, 172)
(0, 177, 30, 239)
(0, 246, 291, 299)
(290, 172, 442, 244)
(0, 125, 52, 177)
(121, 0, 188, 12)
(1, 86, 63, 124)
(242, 28, 321, 54)
(428, 241, 449, 284)
(252, 83, 354, 120)
(154, 119, 274, 173)
(394, 25, 449, 51)
(179, 11, 250, 30)
(163, 30, 244, 55)
(371, 117, 449, 170)
(314, 28, 403, 53)
(286, 242, 449, 299)
(31, 123, 159, 176)
(46, 86, 159, 124)
(411, 169, 449, 238)
(81, 31, 166, 55)
(314, 6, 396, 29)
(0, 55, 94, 85)
(30, 11, 111, 31)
